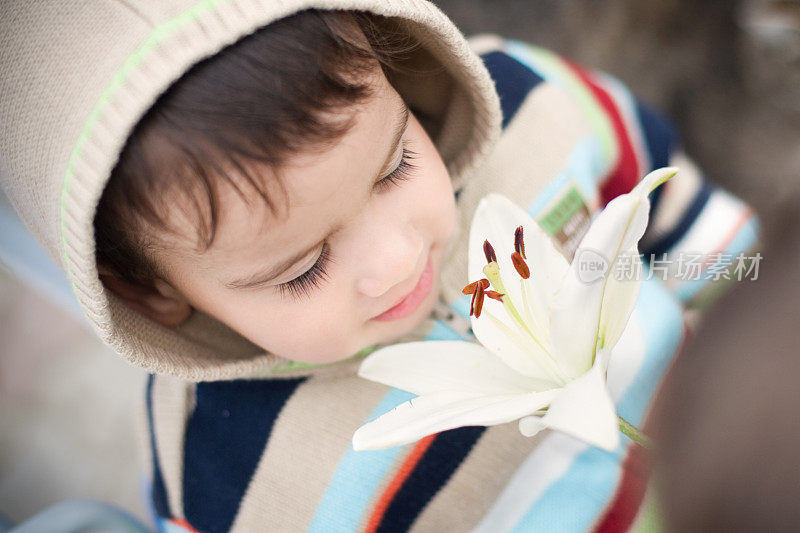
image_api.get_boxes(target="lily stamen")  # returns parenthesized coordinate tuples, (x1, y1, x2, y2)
(469, 288, 477, 316)
(473, 284, 486, 318)
(483, 240, 497, 264)
(485, 290, 504, 302)
(514, 226, 526, 259)
(511, 251, 530, 279)
(462, 278, 490, 295)
(482, 262, 545, 353)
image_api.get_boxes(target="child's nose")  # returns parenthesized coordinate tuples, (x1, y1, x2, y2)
(357, 227, 425, 299)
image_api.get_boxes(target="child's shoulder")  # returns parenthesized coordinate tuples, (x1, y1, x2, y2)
(467, 34, 606, 129)
(463, 34, 621, 189)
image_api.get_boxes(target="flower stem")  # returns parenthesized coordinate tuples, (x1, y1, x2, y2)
(618, 415, 652, 449)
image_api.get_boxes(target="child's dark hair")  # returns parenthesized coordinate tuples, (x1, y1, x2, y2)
(94, 9, 415, 286)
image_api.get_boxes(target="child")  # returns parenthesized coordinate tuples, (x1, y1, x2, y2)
(0, 1, 759, 531)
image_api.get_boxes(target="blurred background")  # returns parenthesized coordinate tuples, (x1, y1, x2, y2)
(435, 0, 800, 218)
(1, 0, 798, 526)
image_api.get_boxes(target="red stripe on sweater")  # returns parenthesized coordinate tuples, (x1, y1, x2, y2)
(363, 434, 437, 533)
(170, 517, 201, 533)
(564, 60, 640, 206)
(593, 320, 692, 533)
(592, 443, 651, 533)
(701, 208, 755, 267)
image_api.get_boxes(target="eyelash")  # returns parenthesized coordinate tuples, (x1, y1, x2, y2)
(277, 242, 333, 300)
(373, 145, 420, 193)
(277, 145, 420, 300)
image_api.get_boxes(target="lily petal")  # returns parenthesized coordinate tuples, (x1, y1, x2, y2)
(514, 210, 571, 311)
(352, 389, 558, 450)
(358, 341, 556, 396)
(471, 307, 567, 384)
(520, 361, 620, 451)
(632, 167, 678, 197)
(597, 246, 641, 352)
(550, 170, 674, 377)
(467, 194, 571, 382)
(517, 414, 546, 438)
(468, 194, 569, 305)
(594, 347, 613, 376)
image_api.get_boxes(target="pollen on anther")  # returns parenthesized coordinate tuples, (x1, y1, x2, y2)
(485, 290, 504, 302)
(462, 278, 490, 295)
(515, 226, 526, 259)
(511, 251, 530, 279)
(474, 284, 486, 318)
(483, 240, 497, 264)
(469, 289, 476, 316)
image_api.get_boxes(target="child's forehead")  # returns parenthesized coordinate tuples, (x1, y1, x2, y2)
(159, 69, 407, 260)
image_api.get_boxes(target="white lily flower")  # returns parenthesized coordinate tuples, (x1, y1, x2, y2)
(353, 167, 677, 452)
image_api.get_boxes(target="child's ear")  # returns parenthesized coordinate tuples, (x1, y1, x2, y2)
(97, 266, 192, 327)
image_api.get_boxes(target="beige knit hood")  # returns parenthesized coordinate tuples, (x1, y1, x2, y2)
(0, 0, 501, 381)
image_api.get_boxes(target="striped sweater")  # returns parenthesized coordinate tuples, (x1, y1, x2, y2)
(141, 38, 759, 533)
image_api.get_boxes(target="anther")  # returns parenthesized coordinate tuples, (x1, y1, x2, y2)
(474, 284, 486, 318)
(469, 289, 476, 316)
(514, 226, 526, 259)
(485, 290, 504, 302)
(511, 251, 530, 279)
(462, 278, 490, 295)
(483, 240, 497, 264)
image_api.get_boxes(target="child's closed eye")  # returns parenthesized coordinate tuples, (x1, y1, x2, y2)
(277, 144, 420, 300)
(277, 242, 333, 300)
(373, 144, 419, 193)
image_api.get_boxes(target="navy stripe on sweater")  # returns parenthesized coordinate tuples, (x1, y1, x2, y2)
(454, 50, 545, 202)
(480, 50, 545, 129)
(375, 426, 486, 533)
(636, 101, 676, 226)
(146, 375, 172, 520)
(642, 182, 713, 259)
(182, 377, 305, 533)
(636, 101, 676, 171)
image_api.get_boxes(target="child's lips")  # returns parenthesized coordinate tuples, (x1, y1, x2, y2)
(372, 256, 434, 322)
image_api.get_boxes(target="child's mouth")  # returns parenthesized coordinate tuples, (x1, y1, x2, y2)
(372, 256, 434, 322)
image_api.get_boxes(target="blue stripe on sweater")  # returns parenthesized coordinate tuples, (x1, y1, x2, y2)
(648, 182, 665, 227)
(146, 375, 172, 522)
(636, 102, 676, 171)
(182, 377, 305, 533)
(641, 182, 713, 258)
(636, 101, 676, 227)
(376, 426, 486, 533)
(308, 388, 415, 533)
(480, 50, 545, 129)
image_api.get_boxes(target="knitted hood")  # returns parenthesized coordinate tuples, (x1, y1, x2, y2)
(0, 0, 501, 381)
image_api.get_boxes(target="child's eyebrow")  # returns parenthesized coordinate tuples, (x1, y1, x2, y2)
(224, 100, 410, 291)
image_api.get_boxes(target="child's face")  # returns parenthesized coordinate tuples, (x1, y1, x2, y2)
(152, 67, 456, 363)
